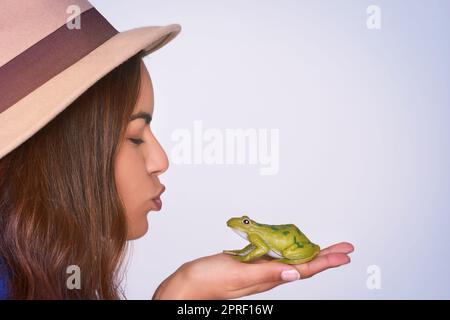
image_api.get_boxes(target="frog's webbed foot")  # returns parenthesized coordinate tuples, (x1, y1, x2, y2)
(230, 255, 248, 262)
(231, 254, 258, 263)
(223, 249, 239, 255)
(225, 234, 269, 263)
(223, 244, 255, 256)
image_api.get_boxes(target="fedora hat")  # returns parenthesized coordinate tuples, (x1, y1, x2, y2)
(0, 0, 181, 159)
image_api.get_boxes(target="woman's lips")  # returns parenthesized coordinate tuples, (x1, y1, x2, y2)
(152, 196, 162, 211)
(150, 185, 165, 211)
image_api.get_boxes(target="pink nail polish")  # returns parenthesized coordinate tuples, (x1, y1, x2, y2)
(281, 269, 300, 281)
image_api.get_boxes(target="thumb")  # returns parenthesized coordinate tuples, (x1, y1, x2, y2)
(241, 262, 300, 288)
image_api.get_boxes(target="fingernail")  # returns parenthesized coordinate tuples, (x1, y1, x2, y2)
(281, 269, 300, 281)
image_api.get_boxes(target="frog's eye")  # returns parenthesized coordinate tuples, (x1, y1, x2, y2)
(243, 219, 250, 224)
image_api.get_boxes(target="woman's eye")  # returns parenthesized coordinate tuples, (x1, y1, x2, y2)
(129, 138, 144, 145)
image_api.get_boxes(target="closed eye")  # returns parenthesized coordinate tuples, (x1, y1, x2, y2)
(129, 138, 144, 145)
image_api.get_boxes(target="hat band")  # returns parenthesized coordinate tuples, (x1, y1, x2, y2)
(0, 8, 118, 114)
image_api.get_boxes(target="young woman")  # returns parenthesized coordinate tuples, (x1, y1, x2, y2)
(0, 1, 354, 300)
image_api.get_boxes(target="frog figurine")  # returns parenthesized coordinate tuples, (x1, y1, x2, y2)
(223, 215, 320, 264)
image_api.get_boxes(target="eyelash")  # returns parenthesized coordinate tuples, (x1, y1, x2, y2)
(129, 138, 144, 146)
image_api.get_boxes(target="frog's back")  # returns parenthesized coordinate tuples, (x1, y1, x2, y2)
(255, 223, 313, 250)
(254, 223, 295, 246)
(283, 224, 313, 243)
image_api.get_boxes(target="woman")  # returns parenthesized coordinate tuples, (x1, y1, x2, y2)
(0, 1, 354, 299)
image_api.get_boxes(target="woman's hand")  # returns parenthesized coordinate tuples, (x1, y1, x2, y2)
(152, 242, 354, 299)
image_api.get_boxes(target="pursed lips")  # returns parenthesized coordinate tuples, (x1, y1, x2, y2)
(150, 184, 165, 211)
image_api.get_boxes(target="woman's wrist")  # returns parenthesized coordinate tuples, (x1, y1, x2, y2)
(152, 264, 196, 300)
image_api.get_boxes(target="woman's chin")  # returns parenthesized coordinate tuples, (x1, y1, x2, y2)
(126, 218, 149, 240)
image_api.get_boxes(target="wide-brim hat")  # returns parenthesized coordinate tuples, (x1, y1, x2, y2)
(0, 0, 181, 159)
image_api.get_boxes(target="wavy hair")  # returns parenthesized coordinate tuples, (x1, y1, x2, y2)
(0, 50, 144, 299)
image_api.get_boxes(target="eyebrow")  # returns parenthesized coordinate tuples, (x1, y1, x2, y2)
(129, 112, 152, 124)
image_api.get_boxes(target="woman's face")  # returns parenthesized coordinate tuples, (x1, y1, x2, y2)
(114, 61, 169, 240)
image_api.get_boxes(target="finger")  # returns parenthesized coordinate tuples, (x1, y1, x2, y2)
(246, 242, 355, 261)
(296, 253, 351, 279)
(225, 253, 351, 298)
(227, 280, 284, 299)
(237, 261, 301, 288)
(318, 242, 354, 257)
(238, 253, 351, 296)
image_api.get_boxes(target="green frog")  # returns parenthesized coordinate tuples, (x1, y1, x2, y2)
(223, 215, 320, 264)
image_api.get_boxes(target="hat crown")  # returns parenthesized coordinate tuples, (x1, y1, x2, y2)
(0, 0, 93, 68)
(0, 1, 181, 160)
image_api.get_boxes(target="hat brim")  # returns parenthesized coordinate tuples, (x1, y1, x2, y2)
(0, 24, 181, 159)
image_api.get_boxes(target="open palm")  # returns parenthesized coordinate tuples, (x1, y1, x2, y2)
(153, 242, 354, 299)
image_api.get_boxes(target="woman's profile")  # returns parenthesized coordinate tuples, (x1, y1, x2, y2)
(0, 0, 353, 300)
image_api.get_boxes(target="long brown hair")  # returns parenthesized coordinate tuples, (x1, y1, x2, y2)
(0, 50, 145, 299)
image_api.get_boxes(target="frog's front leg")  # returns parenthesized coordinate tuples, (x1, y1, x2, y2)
(231, 234, 269, 263)
(223, 243, 255, 256)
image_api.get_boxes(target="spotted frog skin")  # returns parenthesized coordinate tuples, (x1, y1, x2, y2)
(223, 215, 320, 264)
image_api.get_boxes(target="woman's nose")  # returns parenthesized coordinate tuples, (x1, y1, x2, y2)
(144, 132, 169, 176)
